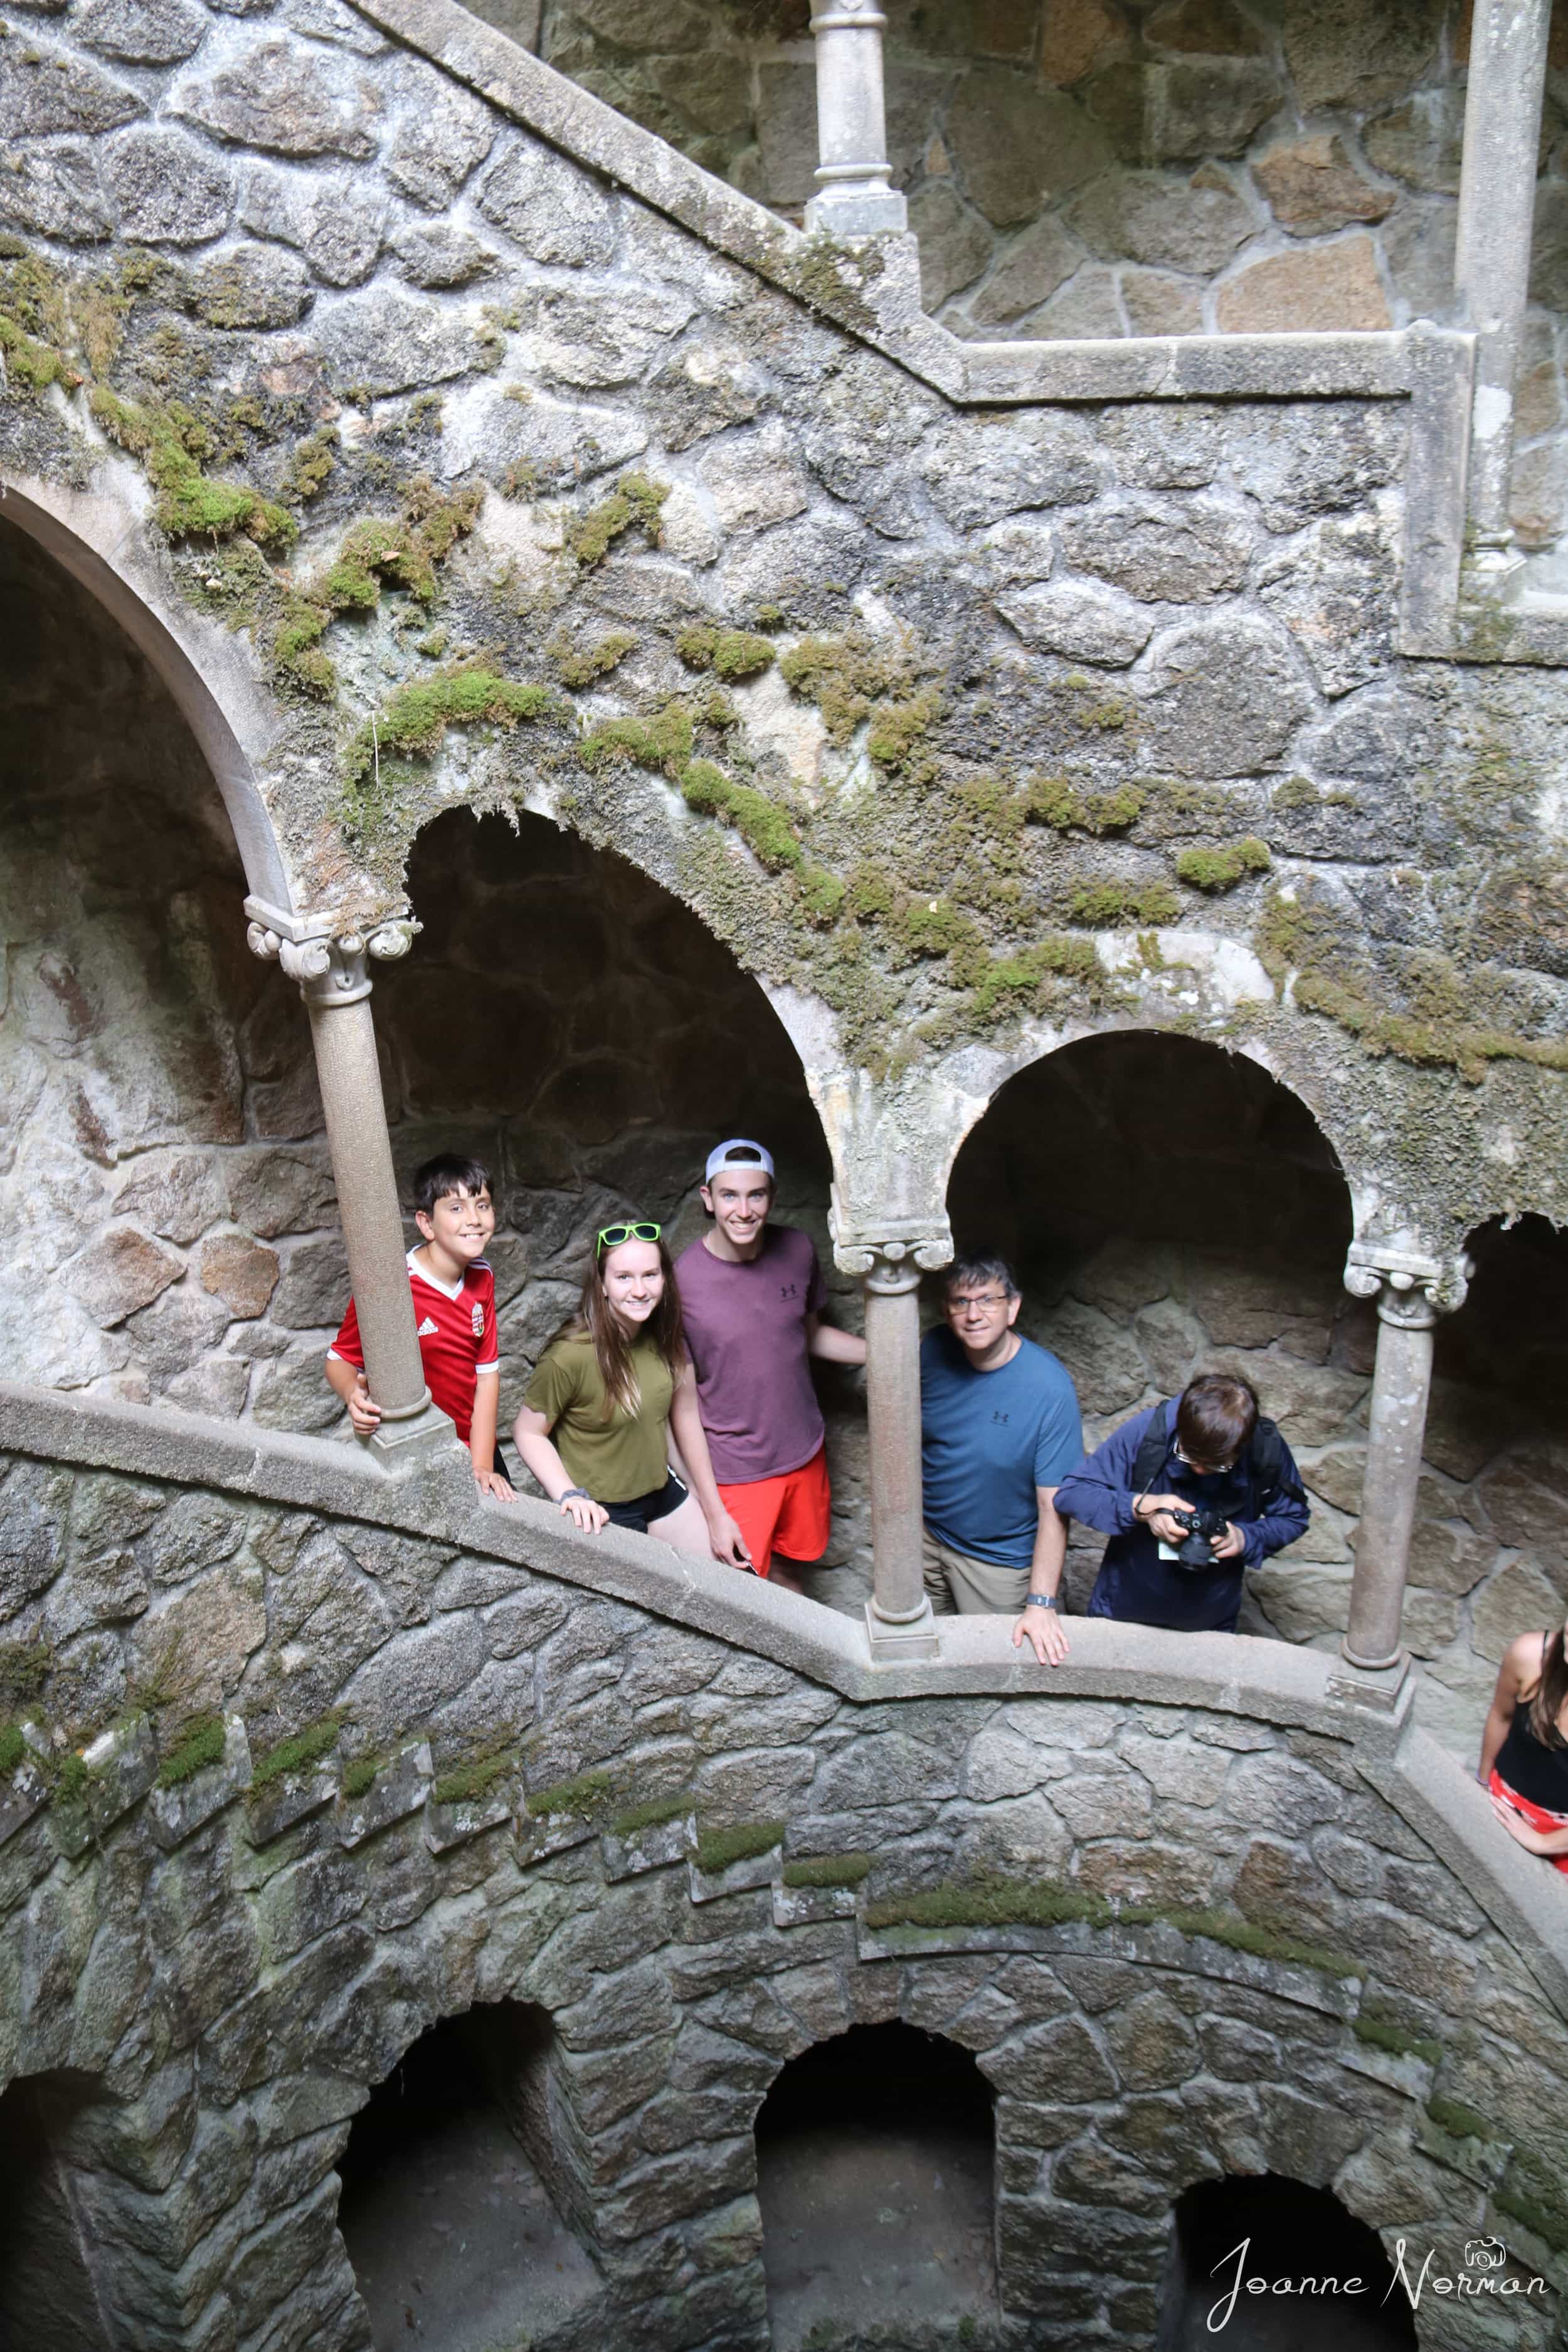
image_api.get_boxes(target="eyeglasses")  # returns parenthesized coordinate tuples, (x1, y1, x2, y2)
(946, 1293, 1012, 1313)
(596, 1222, 662, 1255)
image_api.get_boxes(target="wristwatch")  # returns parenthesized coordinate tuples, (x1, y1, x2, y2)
(1024, 1594, 1059, 1609)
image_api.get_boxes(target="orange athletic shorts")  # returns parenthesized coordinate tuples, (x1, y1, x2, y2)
(719, 1445, 832, 1578)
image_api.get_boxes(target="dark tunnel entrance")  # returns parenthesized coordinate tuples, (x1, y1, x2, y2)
(334, 2004, 598, 2352)
(1157, 2173, 1418, 2349)
(755, 2020, 998, 2350)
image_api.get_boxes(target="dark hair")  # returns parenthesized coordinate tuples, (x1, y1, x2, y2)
(1526, 1626, 1568, 1751)
(1175, 1373, 1259, 1467)
(943, 1248, 1020, 1299)
(411, 1153, 492, 1218)
(574, 1232, 687, 1418)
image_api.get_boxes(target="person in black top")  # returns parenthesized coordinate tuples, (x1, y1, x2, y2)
(1478, 1618, 1568, 1874)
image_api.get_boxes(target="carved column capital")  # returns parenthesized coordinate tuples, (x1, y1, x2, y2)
(832, 1216, 952, 1292)
(1344, 1241, 1472, 1329)
(245, 898, 420, 1008)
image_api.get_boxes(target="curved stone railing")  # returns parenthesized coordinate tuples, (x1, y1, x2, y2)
(1, 1377, 1565, 2349)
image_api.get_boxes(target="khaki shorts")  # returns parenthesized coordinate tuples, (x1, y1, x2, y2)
(922, 1525, 1029, 1616)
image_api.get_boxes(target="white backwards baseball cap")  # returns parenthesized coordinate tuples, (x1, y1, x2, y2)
(704, 1138, 776, 1182)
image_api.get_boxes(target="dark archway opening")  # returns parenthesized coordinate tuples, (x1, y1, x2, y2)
(946, 1033, 1359, 1623)
(1157, 2174, 1417, 2350)
(370, 810, 871, 1609)
(755, 2021, 998, 2350)
(0, 2071, 113, 2352)
(334, 2003, 598, 2352)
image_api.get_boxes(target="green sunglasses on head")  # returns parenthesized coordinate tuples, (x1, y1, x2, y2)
(596, 1221, 662, 1256)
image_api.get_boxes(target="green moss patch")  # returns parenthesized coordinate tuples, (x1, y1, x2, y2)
(1069, 881, 1181, 929)
(341, 1754, 381, 1801)
(611, 1791, 693, 1838)
(0, 1722, 25, 1780)
(250, 1715, 341, 1792)
(864, 1877, 1359, 1978)
(157, 1713, 226, 1788)
(781, 1852, 872, 1889)
(0, 1640, 50, 1707)
(524, 1766, 613, 1818)
(1351, 2010, 1441, 2068)
(694, 1819, 785, 1874)
(549, 630, 637, 689)
(281, 427, 336, 503)
(1424, 2094, 1501, 2143)
(344, 665, 554, 790)
(566, 472, 670, 568)
(676, 625, 775, 681)
(958, 935, 1103, 1023)
(52, 1751, 90, 1804)
(866, 686, 942, 775)
(432, 1751, 513, 1810)
(680, 761, 802, 874)
(0, 311, 78, 395)
(778, 632, 911, 744)
(89, 390, 294, 548)
(1175, 838, 1272, 893)
(582, 703, 694, 778)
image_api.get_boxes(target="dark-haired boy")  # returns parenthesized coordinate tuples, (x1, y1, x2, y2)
(1054, 1371, 1308, 1633)
(326, 1153, 513, 1498)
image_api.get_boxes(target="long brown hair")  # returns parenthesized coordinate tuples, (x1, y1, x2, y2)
(573, 1235, 687, 1419)
(1527, 1625, 1568, 1749)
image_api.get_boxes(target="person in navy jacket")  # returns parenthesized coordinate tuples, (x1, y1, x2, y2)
(1052, 1372, 1309, 1634)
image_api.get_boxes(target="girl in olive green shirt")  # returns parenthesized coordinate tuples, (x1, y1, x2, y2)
(516, 1227, 749, 1567)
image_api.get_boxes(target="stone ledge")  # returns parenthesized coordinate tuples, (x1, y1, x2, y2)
(344, 0, 1419, 413)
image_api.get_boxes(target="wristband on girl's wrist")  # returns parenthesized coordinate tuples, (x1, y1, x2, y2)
(559, 1486, 591, 1503)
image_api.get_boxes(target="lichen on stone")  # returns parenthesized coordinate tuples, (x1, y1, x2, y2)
(549, 629, 637, 688)
(564, 470, 670, 568)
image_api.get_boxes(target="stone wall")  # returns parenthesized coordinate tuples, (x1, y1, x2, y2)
(0, 527, 877, 1592)
(5, 12, 1568, 1257)
(0, 1404, 1562, 2352)
(511, 0, 1568, 545)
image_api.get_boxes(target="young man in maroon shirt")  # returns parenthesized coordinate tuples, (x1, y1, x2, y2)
(326, 1152, 514, 1498)
(674, 1140, 866, 1590)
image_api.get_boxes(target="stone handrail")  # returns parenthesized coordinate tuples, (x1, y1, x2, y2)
(2, 1379, 1564, 2018)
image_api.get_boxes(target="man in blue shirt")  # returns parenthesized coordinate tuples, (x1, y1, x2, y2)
(920, 1249, 1083, 1667)
(1054, 1372, 1310, 1634)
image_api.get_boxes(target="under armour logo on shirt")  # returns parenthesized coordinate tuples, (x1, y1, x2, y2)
(992, 1410, 1010, 1424)
(416, 1316, 439, 1337)
(780, 1283, 798, 1300)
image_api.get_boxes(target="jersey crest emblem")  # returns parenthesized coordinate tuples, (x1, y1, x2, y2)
(471, 1303, 485, 1338)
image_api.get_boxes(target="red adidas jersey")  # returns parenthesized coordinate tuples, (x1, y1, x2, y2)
(329, 1251, 499, 1444)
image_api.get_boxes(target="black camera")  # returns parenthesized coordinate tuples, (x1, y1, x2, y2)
(1169, 1505, 1229, 1569)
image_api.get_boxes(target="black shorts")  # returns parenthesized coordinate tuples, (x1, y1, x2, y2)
(604, 1473, 688, 1533)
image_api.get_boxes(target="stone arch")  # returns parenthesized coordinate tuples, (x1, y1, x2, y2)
(1158, 2173, 1418, 2346)
(753, 2018, 998, 2340)
(333, 1996, 601, 2352)
(0, 470, 294, 910)
(941, 1027, 1360, 1620)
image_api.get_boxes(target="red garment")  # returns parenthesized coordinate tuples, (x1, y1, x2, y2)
(719, 1445, 832, 1579)
(1490, 1766, 1568, 1876)
(330, 1251, 497, 1445)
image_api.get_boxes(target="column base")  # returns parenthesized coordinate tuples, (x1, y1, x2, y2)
(805, 189, 908, 236)
(1327, 1648, 1412, 1714)
(365, 1404, 468, 1473)
(864, 1598, 939, 1664)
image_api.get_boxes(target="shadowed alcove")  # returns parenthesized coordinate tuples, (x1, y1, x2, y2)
(945, 1032, 1359, 1619)
(334, 2002, 600, 2352)
(1157, 2173, 1417, 2349)
(754, 2021, 998, 2349)
(0, 2070, 114, 2351)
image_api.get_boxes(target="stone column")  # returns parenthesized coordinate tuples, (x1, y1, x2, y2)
(835, 1223, 950, 1662)
(246, 901, 457, 1468)
(1454, 0, 1553, 577)
(1340, 1245, 1470, 1673)
(805, 0, 908, 236)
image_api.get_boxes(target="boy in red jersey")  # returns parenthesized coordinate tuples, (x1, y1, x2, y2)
(326, 1153, 513, 1498)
